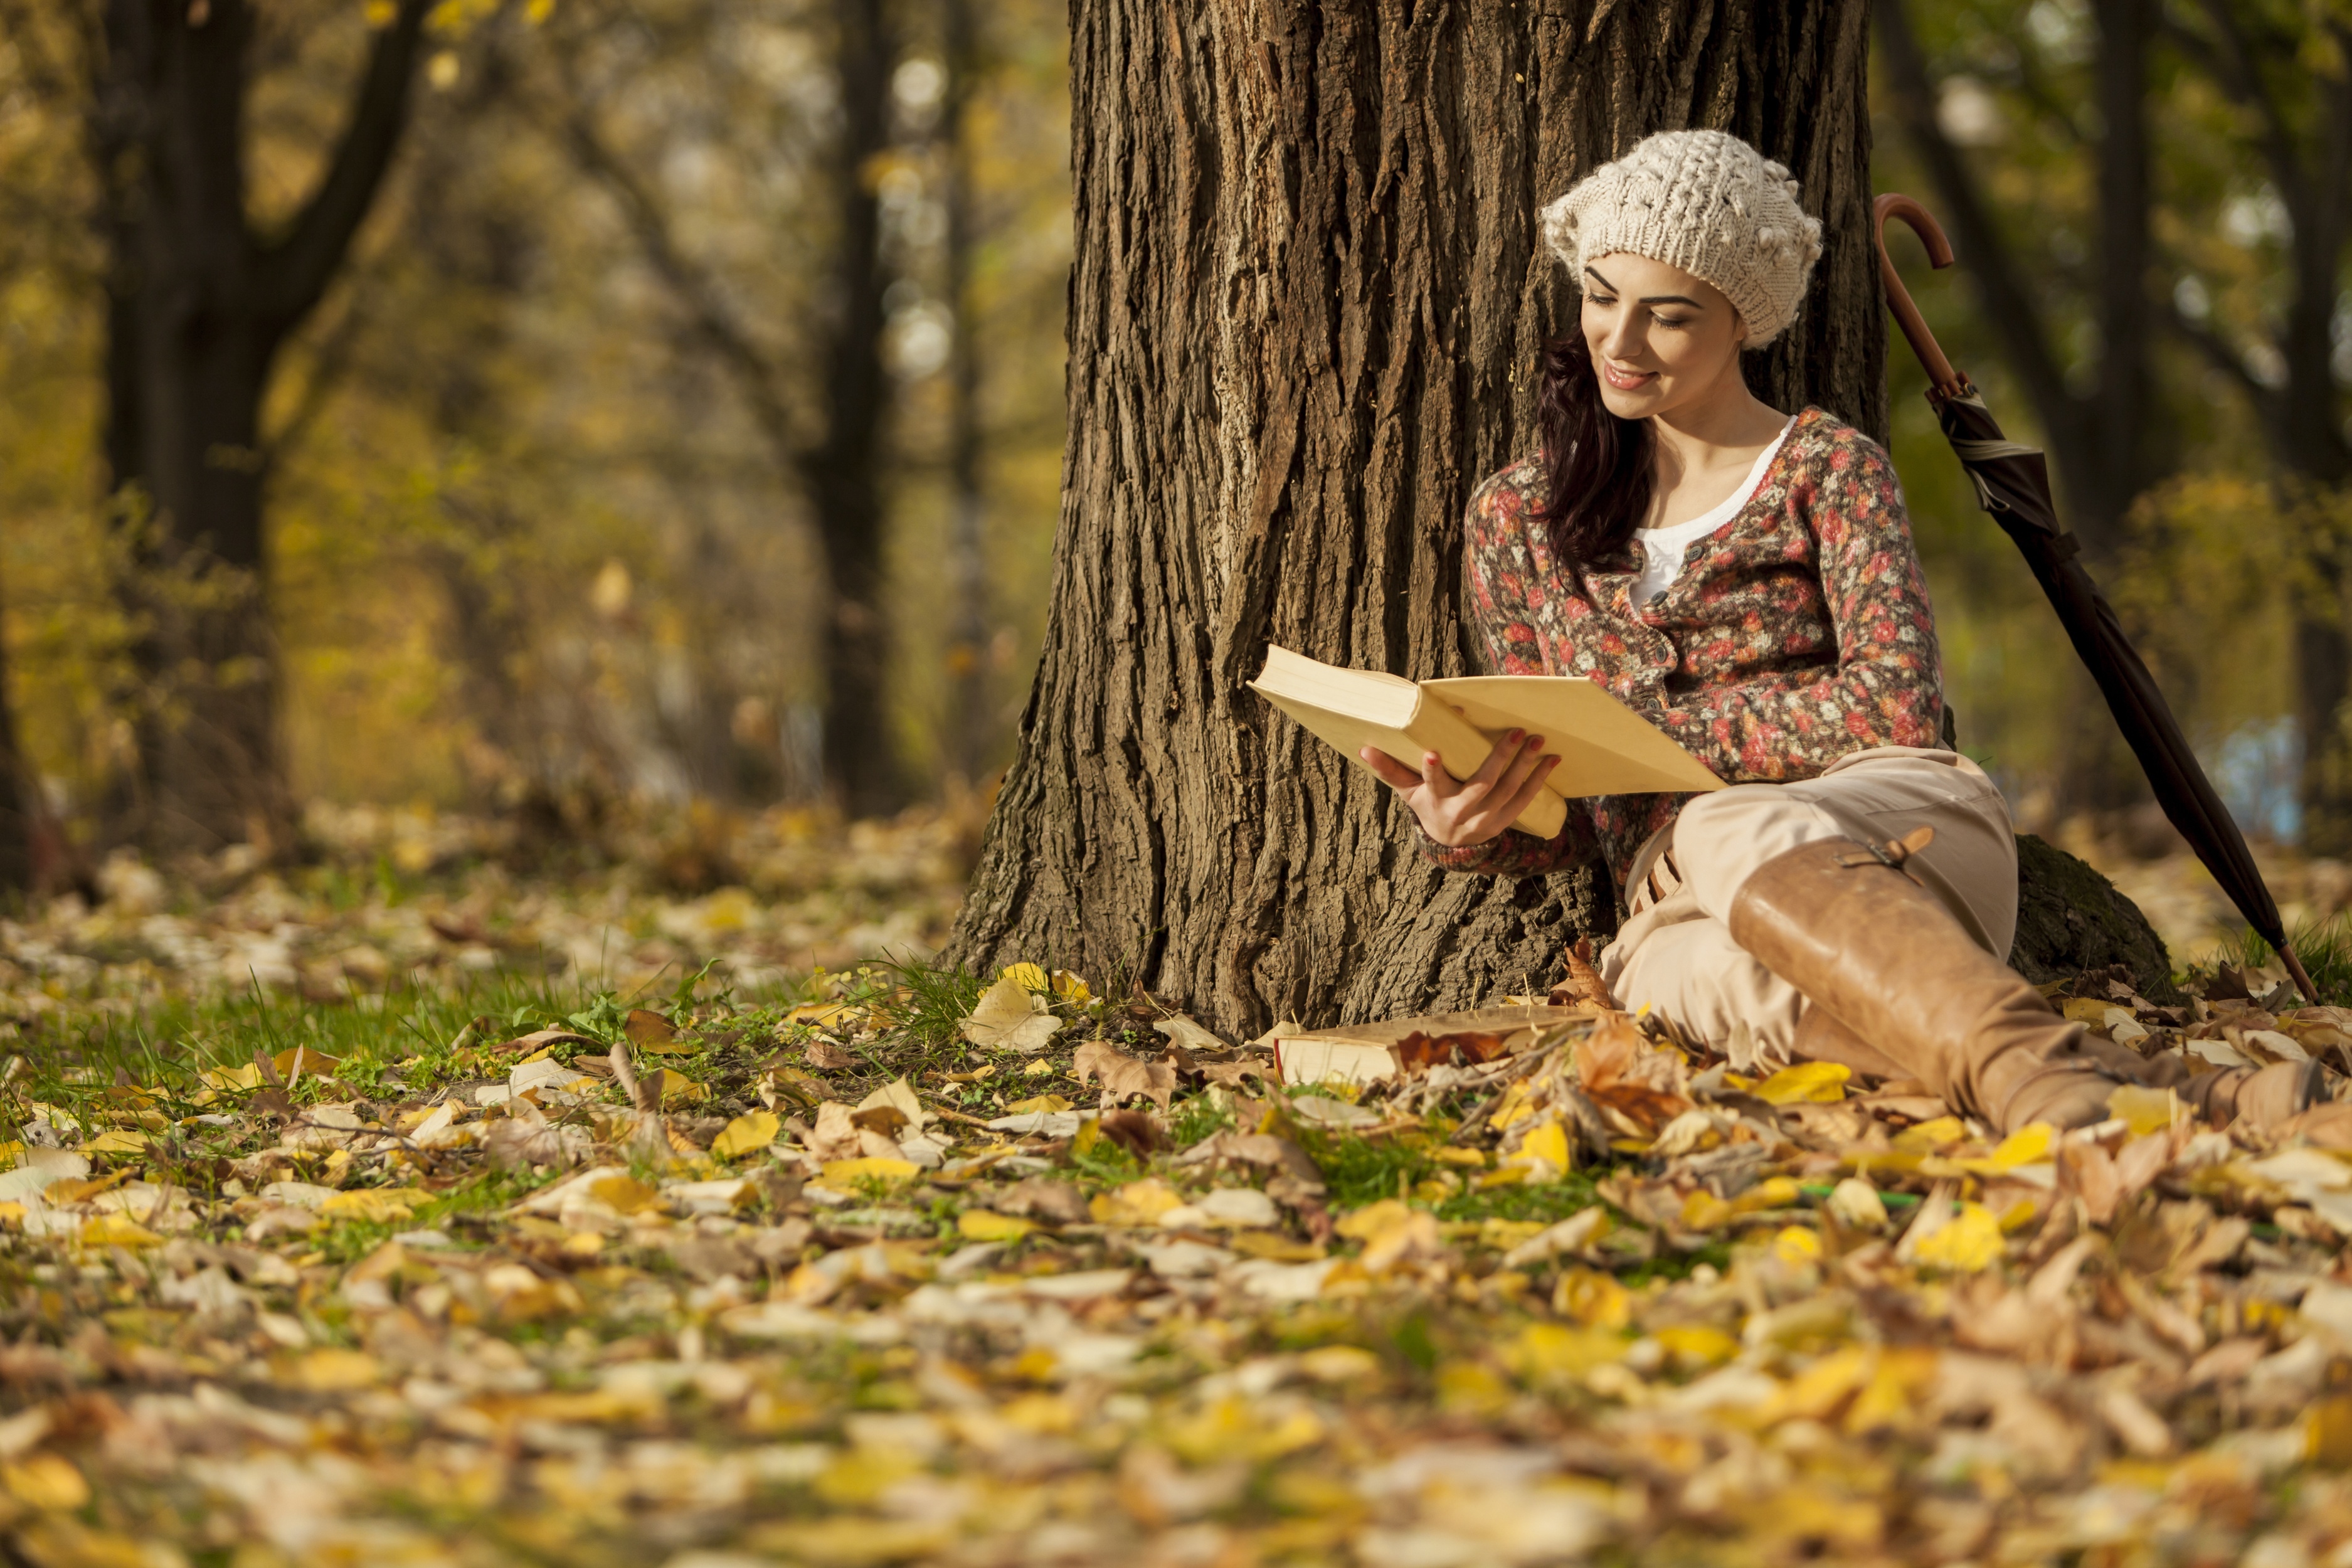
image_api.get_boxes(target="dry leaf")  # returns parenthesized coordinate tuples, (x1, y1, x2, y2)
(712, 1111, 781, 1160)
(960, 975, 1063, 1052)
(1072, 1039, 1177, 1110)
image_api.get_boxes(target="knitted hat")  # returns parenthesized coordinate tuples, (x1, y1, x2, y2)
(1540, 129, 1824, 347)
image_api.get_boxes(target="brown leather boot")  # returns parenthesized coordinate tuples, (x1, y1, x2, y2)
(1729, 837, 2128, 1133)
(1790, 1005, 1909, 1082)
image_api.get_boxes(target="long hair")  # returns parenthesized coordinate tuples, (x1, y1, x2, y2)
(1535, 334, 1652, 562)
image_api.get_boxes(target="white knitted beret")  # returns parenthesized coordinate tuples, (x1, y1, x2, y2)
(1540, 129, 1825, 347)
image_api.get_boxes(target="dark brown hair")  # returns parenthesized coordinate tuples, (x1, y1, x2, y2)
(1535, 333, 1651, 562)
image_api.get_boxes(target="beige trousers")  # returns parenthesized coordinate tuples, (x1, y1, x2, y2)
(1597, 746, 2019, 1065)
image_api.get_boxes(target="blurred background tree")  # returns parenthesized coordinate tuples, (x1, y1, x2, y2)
(1877, 0, 2352, 860)
(0, 0, 2343, 940)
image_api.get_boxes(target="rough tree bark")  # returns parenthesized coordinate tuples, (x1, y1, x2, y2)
(948, 0, 1883, 1039)
(90, 0, 432, 854)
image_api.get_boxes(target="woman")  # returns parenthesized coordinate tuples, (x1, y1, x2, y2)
(1360, 129, 2314, 1136)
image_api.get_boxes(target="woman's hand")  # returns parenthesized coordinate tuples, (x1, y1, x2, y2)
(1359, 730, 1560, 847)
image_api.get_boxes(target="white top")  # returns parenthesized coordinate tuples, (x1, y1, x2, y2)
(1629, 415, 1797, 607)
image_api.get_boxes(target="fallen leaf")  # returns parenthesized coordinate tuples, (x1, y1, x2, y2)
(822, 1157, 918, 1186)
(958, 1209, 1034, 1241)
(1073, 1039, 1177, 1110)
(1910, 1201, 2005, 1272)
(960, 975, 1062, 1052)
(625, 1009, 696, 1053)
(712, 1111, 781, 1159)
(1751, 1061, 1851, 1105)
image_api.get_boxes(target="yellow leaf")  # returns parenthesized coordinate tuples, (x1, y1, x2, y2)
(1505, 1121, 1570, 1175)
(272, 1046, 339, 1079)
(2109, 1084, 2180, 1136)
(627, 1008, 697, 1053)
(1892, 1116, 1967, 1152)
(201, 1064, 262, 1091)
(1751, 1061, 1851, 1105)
(292, 1347, 382, 1391)
(957, 1209, 1034, 1242)
(81, 1130, 149, 1156)
(652, 1069, 709, 1104)
(822, 1157, 918, 1187)
(1654, 1324, 1738, 1370)
(1961, 1122, 2054, 1174)
(1680, 1190, 1735, 1230)
(1001, 963, 1050, 992)
(1090, 1177, 1183, 1227)
(1555, 1267, 1631, 1328)
(1772, 1225, 1823, 1265)
(1912, 1201, 2005, 1273)
(2, 1454, 88, 1512)
(1732, 1175, 1804, 1214)
(1777, 1345, 1872, 1422)
(711, 1111, 781, 1160)
(1844, 1347, 1939, 1434)
(2062, 996, 2114, 1024)
(1051, 969, 1091, 1002)
(320, 1189, 420, 1225)
(1003, 1094, 1073, 1115)
(1509, 1322, 1626, 1380)
(588, 1173, 662, 1214)
(77, 1213, 161, 1248)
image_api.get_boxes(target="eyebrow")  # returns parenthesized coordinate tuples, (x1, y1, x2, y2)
(1584, 265, 1702, 308)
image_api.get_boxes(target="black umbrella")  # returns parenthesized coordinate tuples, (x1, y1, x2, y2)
(1874, 193, 2318, 1006)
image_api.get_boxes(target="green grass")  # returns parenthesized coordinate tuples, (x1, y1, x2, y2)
(2208, 914, 2352, 1004)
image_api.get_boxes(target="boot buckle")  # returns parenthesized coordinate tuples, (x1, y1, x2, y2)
(1831, 825, 1936, 874)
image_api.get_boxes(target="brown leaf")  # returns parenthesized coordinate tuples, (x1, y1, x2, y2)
(1572, 1011, 1691, 1134)
(1198, 1059, 1268, 1091)
(609, 1042, 654, 1113)
(804, 1039, 860, 1072)
(1395, 1029, 1513, 1073)
(849, 1104, 909, 1136)
(997, 1177, 1088, 1225)
(623, 1009, 677, 1048)
(2058, 1139, 2126, 1227)
(1549, 936, 1616, 1009)
(1072, 1038, 1177, 1110)
(1097, 1109, 1167, 1156)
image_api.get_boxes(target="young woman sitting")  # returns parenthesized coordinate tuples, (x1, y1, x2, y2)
(1361, 129, 2316, 1136)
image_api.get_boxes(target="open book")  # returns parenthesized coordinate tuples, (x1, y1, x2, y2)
(1248, 644, 1723, 838)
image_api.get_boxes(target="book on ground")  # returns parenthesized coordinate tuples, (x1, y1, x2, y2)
(1248, 644, 1723, 837)
(1273, 1004, 1596, 1087)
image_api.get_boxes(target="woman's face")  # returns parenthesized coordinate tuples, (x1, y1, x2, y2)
(1579, 252, 1749, 420)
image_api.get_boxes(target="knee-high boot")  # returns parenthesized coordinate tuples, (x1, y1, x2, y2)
(1729, 837, 2320, 1134)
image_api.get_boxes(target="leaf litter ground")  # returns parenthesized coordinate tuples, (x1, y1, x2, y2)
(6, 822, 2352, 1564)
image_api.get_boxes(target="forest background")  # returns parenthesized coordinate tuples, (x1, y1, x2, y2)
(0, 0, 2346, 967)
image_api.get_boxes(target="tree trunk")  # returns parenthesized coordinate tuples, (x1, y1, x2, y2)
(808, 0, 903, 820)
(939, 0, 993, 788)
(91, 0, 428, 855)
(948, 0, 1882, 1039)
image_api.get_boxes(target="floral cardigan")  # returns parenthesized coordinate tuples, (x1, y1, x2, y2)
(1419, 406, 1944, 896)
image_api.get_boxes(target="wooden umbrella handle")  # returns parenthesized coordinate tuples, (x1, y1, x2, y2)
(1873, 193, 1969, 399)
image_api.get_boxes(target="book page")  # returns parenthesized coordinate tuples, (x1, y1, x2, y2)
(1419, 676, 1724, 797)
(1249, 680, 1569, 839)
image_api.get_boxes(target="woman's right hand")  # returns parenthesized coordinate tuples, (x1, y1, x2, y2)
(1359, 729, 1560, 847)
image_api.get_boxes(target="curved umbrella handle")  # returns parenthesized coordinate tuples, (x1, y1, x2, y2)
(1873, 193, 1969, 399)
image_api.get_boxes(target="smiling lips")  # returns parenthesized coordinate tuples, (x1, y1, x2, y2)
(1602, 361, 1657, 391)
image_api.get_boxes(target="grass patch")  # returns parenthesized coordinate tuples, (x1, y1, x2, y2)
(2213, 916, 2352, 1004)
